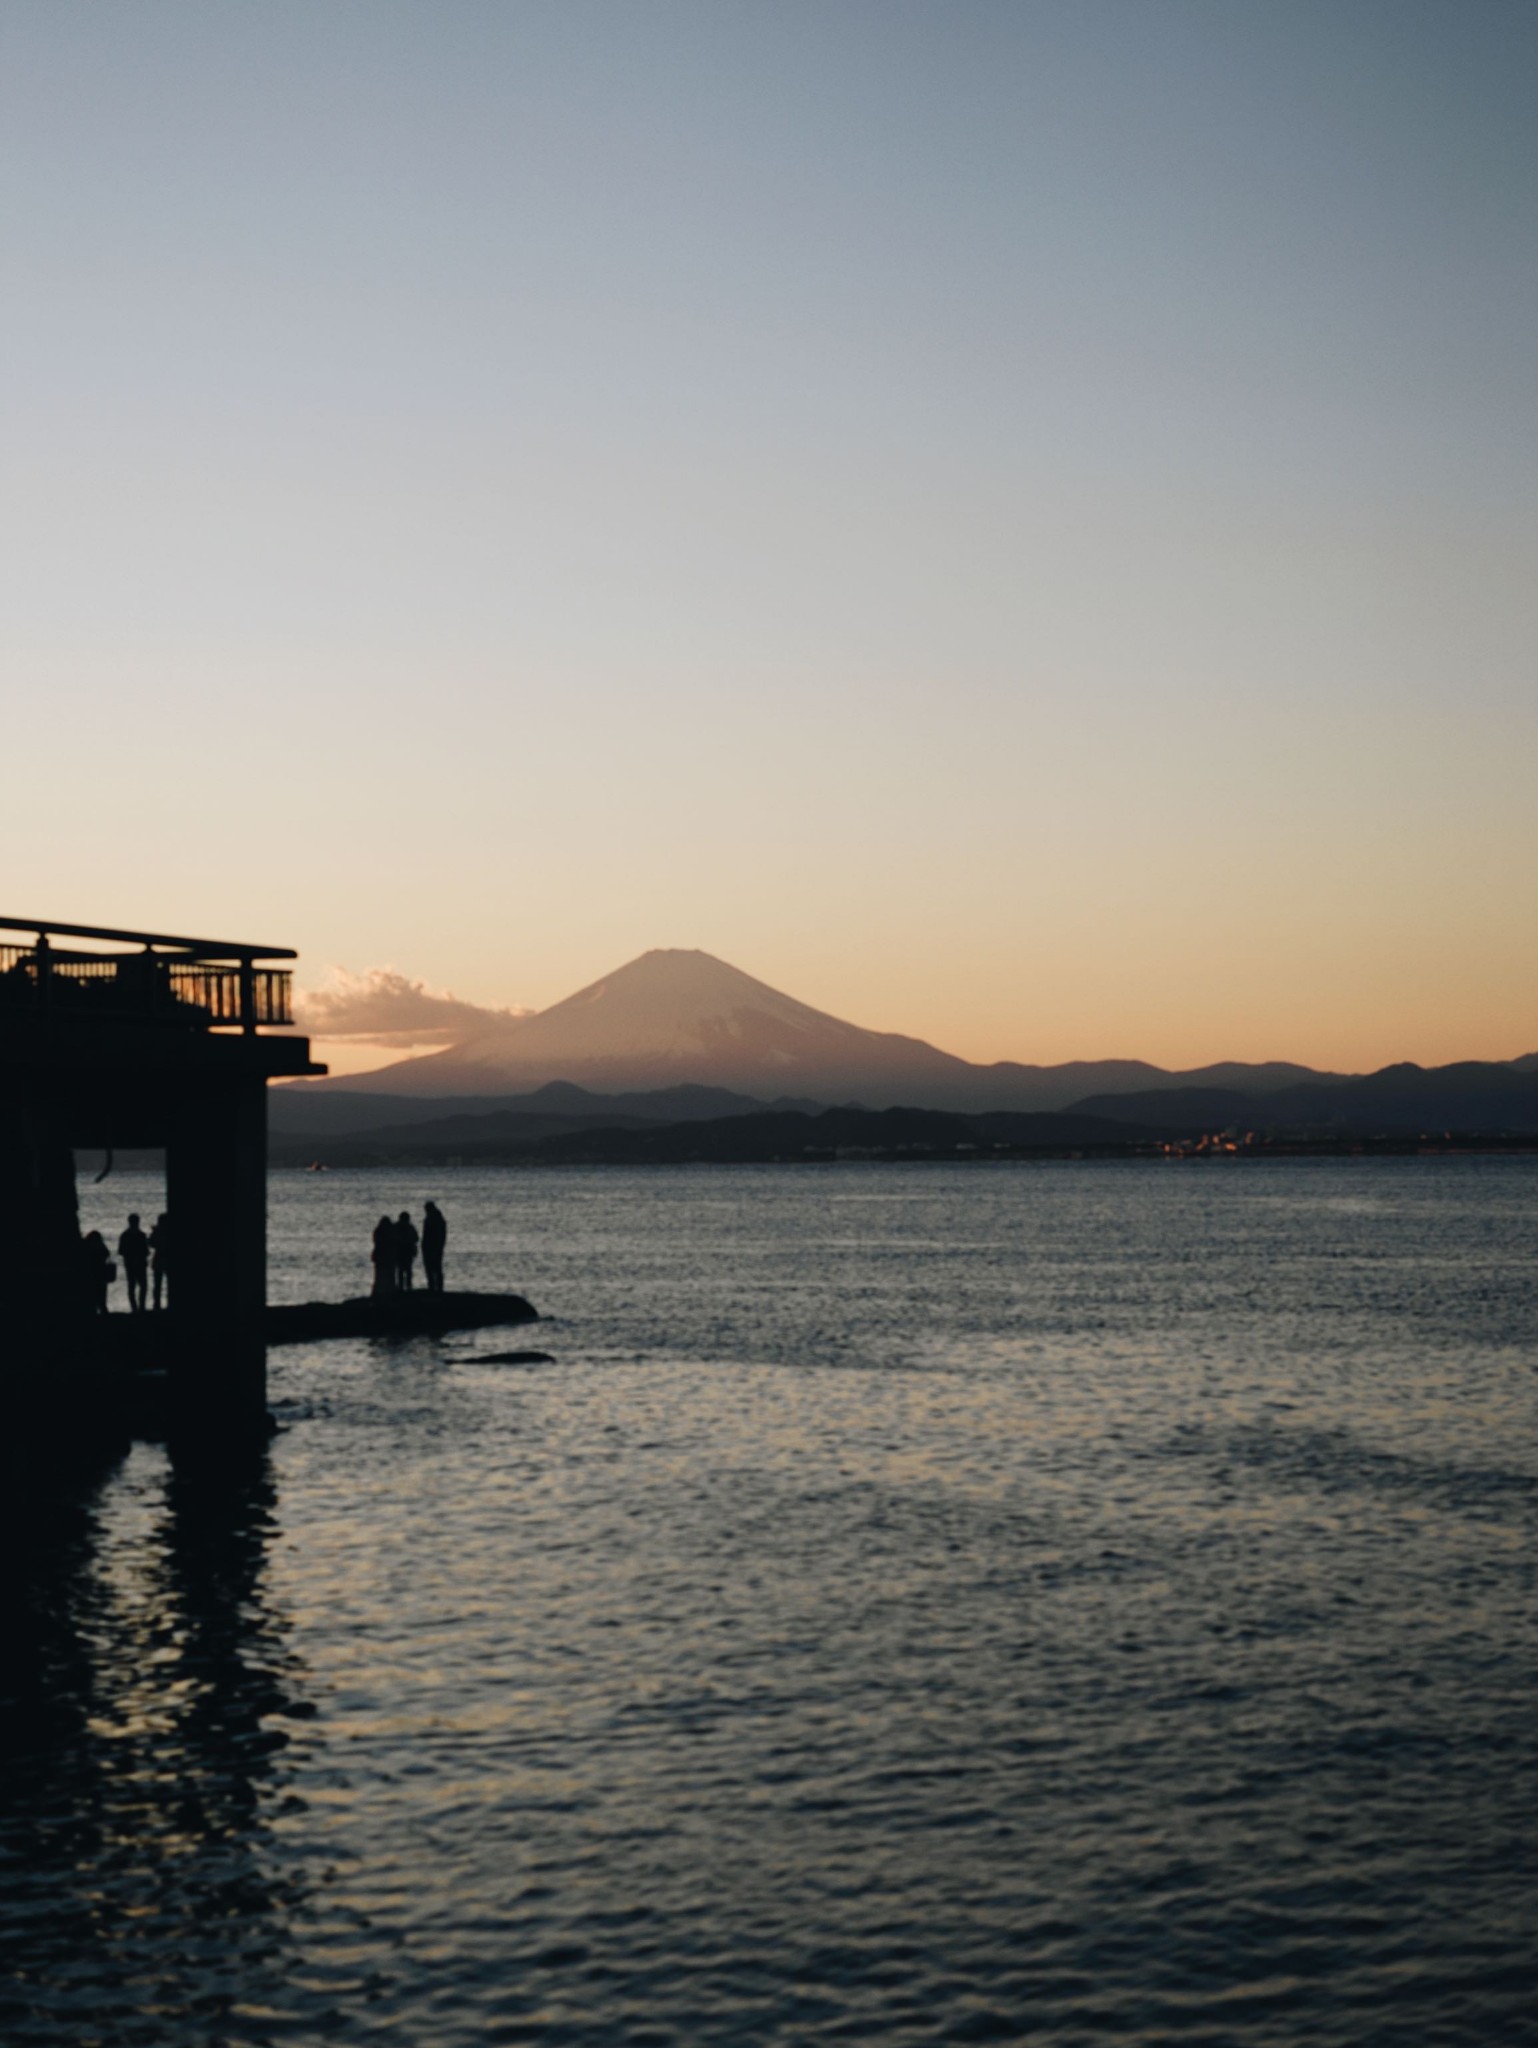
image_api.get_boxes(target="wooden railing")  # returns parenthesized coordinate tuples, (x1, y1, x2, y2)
(168, 964, 293, 1026)
(0, 920, 297, 1034)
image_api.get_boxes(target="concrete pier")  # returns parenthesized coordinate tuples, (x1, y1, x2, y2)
(0, 916, 324, 1438)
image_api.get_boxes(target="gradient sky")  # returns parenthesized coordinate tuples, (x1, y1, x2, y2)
(4, 1, 1534, 1070)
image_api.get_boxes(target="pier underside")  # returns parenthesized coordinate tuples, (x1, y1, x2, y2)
(1, 919, 323, 1441)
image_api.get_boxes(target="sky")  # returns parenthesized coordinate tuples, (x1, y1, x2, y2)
(3, 1, 1535, 1073)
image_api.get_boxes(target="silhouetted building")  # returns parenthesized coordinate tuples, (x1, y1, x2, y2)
(0, 917, 324, 1436)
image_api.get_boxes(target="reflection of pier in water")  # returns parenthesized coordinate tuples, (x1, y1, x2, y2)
(0, 1441, 316, 2042)
(0, 916, 324, 1437)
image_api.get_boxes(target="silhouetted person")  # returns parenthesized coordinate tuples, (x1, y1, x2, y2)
(149, 1212, 170, 1311)
(80, 1230, 112, 1315)
(115, 945, 173, 1014)
(118, 1213, 150, 1314)
(371, 1215, 396, 1297)
(394, 1211, 419, 1292)
(421, 1200, 446, 1294)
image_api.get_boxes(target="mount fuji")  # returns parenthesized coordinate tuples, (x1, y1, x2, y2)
(295, 948, 1328, 1112)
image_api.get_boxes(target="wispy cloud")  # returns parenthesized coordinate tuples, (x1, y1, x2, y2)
(294, 967, 528, 1048)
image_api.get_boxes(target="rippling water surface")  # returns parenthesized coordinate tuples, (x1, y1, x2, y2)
(6, 1159, 1538, 2044)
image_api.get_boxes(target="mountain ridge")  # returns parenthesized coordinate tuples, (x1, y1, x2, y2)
(1072, 1059, 1538, 1135)
(290, 947, 1354, 1113)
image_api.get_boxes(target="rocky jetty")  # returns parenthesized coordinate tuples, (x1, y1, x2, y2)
(266, 1291, 537, 1345)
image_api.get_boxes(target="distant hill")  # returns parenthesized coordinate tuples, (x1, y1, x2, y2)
(274, 1102, 1163, 1169)
(269, 1079, 825, 1142)
(1070, 1061, 1538, 1135)
(529, 1107, 1159, 1165)
(286, 947, 1344, 1112)
(271, 1061, 1538, 1168)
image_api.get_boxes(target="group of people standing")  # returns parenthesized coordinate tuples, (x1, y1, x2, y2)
(371, 1201, 446, 1297)
(73, 1201, 451, 1313)
(80, 1210, 169, 1315)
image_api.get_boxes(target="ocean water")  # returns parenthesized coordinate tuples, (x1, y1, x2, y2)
(5, 1158, 1538, 2045)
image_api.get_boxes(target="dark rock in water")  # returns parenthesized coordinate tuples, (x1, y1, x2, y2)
(456, 1348, 555, 1365)
(267, 1291, 537, 1345)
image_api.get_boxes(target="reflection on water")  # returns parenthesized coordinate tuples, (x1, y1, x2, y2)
(16, 1160, 1538, 2043)
(0, 1442, 312, 2044)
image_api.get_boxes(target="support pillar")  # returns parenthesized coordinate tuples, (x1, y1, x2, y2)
(166, 1076, 269, 1431)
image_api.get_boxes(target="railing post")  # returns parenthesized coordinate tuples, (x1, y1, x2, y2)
(34, 933, 51, 1010)
(240, 959, 257, 1033)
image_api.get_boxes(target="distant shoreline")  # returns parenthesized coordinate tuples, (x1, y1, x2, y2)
(269, 1134, 1538, 1171)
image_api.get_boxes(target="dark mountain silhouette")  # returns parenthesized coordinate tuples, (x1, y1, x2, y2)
(273, 1062, 1538, 1168)
(273, 1089, 823, 1166)
(277, 1102, 1163, 1169)
(287, 947, 1341, 1112)
(1065, 1087, 1261, 1131)
(269, 1079, 825, 1142)
(271, 1106, 661, 1167)
(1070, 1061, 1538, 1135)
(531, 1106, 1159, 1165)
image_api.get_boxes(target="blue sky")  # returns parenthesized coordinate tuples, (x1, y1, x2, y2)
(4, 2, 1534, 1065)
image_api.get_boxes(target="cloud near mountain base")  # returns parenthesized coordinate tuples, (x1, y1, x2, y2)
(292, 966, 529, 1054)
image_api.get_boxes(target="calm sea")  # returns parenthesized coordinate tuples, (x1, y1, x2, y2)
(6, 1159, 1538, 2046)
